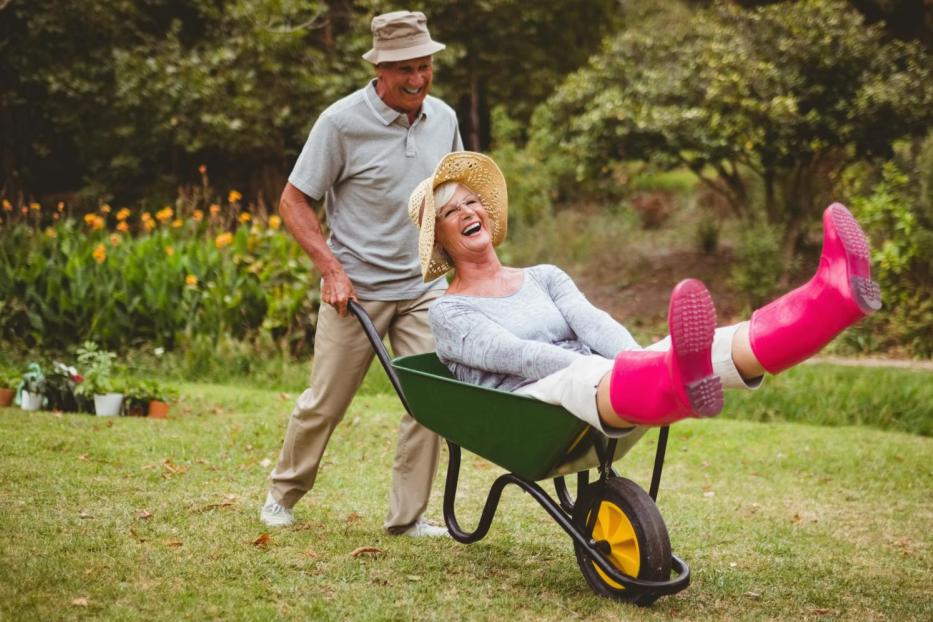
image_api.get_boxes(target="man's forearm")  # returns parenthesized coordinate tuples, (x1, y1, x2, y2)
(279, 183, 343, 277)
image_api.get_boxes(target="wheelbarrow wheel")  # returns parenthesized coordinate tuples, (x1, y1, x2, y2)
(572, 476, 672, 605)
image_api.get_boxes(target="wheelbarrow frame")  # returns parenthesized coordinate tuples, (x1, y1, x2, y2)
(348, 300, 690, 599)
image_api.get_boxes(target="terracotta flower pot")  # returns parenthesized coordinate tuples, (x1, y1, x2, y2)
(147, 400, 170, 419)
(0, 387, 14, 407)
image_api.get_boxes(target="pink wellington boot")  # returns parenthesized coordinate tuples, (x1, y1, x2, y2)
(748, 203, 882, 374)
(608, 279, 723, 426)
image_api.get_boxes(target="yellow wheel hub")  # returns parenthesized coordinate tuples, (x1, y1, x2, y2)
(589, 500, 640, 589)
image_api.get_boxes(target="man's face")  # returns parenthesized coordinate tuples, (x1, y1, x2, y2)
(375, 56, 433, 116)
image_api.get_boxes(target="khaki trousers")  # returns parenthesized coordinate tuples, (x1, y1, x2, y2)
(268, 290, 442, 533)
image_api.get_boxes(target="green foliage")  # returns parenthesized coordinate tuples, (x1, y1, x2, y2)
(0, 205, 318, 355)
(75, 342, 117, 396)
(531, 0, 932, 263)
(18, 363, 46, 395)
(43, 362, 84, 412)
(848, 160, 933, 357)
(729, 221, 782, 308)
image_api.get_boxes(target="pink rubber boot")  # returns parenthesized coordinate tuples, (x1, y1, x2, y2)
(749, 203, 882, 374)
(608, 279, 723, 426)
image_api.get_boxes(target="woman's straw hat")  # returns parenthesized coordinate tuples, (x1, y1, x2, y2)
(408, 151, 508, 282)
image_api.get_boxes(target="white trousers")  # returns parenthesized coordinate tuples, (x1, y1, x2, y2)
(514, 322, 762, 436)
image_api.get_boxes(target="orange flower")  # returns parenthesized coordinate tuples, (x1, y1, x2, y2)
(2, 199, 12, 212)
(84, 213, 105, 231)
(209, 203, 220, 216)
(141, 211, 153, 221)
(198, 164, 207, 175)
(185, 274, 198, 288)
(20, 206, 28, 215)
(268, 215, 282, 230)
(52, 213, 60, 221)
(214, 232, 233, 249)
(45, 227, 57, 238)
(228, 190, 242, 203)
(92, 243, 106, 264)
(238, 212, 251, 224)
(143, 219, 156, 232)
(172, 219, 183, 228)
(156, 207, 173, 223)
(117, 221, 129, 233)
(116, 207, 131, 221)
(165, 245, 174, 256)
(57, 201, 65, 212)
(30, 202, 41, 211)
(100, 203, 112, 214)
(192, 209, 204, 222)
(109, 234, 121, 246)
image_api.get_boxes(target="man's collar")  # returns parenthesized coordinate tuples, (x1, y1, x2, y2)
(364, 79, 429, 126)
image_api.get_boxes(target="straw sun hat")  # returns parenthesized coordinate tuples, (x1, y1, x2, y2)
(408, 151, 508, 282)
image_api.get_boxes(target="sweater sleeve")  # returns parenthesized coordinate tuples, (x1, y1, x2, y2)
(535, 265, 641, 357)
(430, 300, 584, 382)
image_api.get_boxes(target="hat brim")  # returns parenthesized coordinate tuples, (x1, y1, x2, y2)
(362, 41, 445, 65)
(407, 152, 509, 282)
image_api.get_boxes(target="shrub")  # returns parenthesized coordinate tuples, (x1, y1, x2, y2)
(730, 222, 782, 309)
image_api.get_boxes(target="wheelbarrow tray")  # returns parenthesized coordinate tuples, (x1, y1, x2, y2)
(393, 353, 646, 481)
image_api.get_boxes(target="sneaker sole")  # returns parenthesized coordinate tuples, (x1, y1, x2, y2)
(829, 203, 882, 315)
(669, 279, 723, 418)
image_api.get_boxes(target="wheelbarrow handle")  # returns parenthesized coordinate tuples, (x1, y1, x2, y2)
(347, 300, 414, 416)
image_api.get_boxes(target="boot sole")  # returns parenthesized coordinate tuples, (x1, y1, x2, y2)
(829, 203, 882, 314)
(669, 279, 723, 418)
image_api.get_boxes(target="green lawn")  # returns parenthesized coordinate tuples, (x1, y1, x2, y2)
(1, 368, 931, 621)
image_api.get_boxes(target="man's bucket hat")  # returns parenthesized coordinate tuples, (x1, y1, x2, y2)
(408, 152, 509, 282)
(362, 11, 445, 65)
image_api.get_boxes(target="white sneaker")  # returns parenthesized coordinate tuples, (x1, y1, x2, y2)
(259, 492, 294, 527)
(401, 518, 448, 538)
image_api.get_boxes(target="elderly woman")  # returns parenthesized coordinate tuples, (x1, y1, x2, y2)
(407, 152, 880, 435)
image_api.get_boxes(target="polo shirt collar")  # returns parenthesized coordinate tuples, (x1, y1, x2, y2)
(364, 79, 430, 126)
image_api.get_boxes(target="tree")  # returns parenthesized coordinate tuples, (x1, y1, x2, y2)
(531, 0, 932, 265)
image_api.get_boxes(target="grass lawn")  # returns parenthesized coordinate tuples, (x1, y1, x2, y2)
(1, 366, 931, 621)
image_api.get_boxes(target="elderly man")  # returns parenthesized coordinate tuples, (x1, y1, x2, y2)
(260, 11, 462, 536)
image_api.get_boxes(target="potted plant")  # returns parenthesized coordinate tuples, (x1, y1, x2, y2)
(18, 363, 46, 411)
(0, 367, 18, 407)
(144, 380, 177, 419)
(44, 362, 84, 412)
(121, 378, 149, 417)
(75, 342, 122, 416)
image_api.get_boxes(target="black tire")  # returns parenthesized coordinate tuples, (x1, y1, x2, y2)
(572, 476, 672, 605)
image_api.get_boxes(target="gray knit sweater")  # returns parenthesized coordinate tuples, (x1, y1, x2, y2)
(428, 265, 640, 391)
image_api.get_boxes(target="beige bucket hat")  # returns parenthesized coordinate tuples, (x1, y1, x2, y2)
(408, 152, 508, 282)
(362, 11, 446, 65)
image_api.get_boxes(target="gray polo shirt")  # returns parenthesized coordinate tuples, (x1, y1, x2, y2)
(289, 80, 463, 300)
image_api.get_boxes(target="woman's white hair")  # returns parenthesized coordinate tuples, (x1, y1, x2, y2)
(433, 181, 461, 210)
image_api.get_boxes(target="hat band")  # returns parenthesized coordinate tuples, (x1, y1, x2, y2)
(378, 32, 434, 51)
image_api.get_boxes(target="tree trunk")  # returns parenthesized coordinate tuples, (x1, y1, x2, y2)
(468, 49, 481, 151)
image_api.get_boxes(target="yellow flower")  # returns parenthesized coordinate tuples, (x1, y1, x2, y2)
(109, 234, 121, 246)
(83, 213, 96, 225)
(116, 207, 131, 221)
(100, 203, 112, 214)
(30, 202, 40, 211)
(165, 245, 174, 256)
(214, 232, 234, 249)
(172, 219, 183, 228)
(45, 227, 58, 238)
(84, 213, 105, 231)
(228, 190, 242, 203)
(156, 207, 173, 223)
(238, 212, 251, 224)
(185, 274, 198, 288)
(192, 209, 204, 222)
(57, 201, 65, 212)
(2, 199, 12, 212)
(143, 219, 156, 232)
(209, 203, 220, 216)
(92, 243, 106, 264)
(141, 211, 153, 222)
(268, 215, 281, 230)
(117, 221, 129, 233)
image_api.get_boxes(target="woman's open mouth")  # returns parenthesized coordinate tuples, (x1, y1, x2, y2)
(462, 222, 482, 236)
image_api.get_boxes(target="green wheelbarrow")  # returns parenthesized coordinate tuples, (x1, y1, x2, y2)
(349, 301, 690, 605)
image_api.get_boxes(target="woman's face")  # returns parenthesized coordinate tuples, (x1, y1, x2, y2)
(434, 184, 492, 261)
